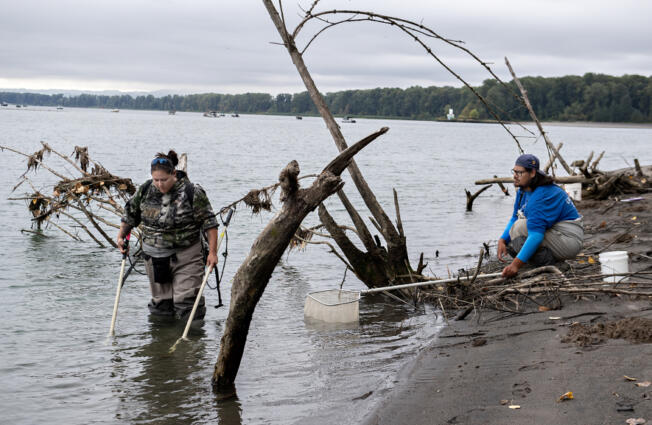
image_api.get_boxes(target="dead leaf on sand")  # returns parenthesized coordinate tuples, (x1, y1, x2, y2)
(500, 399, 509, 405)
(626, 418, 646, 425)
(472, 338, 487, 347)
(538, 306, 550, 312)
(636, 381, 651, 387)
(557, 391, 574, 402)
(623, 375, 638, 381)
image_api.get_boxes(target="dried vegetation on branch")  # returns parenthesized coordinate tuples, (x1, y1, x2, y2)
(2, 142, 136, 248)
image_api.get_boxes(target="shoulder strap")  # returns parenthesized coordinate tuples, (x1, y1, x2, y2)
(141, 179, 153, 195)
(184, 182, 195, 206)
(135, 179, 153, 209)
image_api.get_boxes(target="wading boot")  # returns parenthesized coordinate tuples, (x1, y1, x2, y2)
(175, 304, 206, 322)
(148, 299, 175, 316)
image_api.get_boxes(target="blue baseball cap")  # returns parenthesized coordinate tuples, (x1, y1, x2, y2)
(515, 154, 548, 176)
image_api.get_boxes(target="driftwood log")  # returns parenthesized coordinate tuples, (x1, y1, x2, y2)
(475, 176, 589, 185)
(465, 185, 492, 211)
(493, 176, 510, 196)
(211, 128, 388, 391)
(634, 158, 646, 177)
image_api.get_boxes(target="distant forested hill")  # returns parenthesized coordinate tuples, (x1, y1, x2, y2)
(2, 73, 651, 123)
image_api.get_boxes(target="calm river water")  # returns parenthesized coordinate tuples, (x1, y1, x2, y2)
(0, 106, 650, 424)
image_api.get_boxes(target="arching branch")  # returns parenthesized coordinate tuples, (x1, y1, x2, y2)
(293, 8, 532, 138)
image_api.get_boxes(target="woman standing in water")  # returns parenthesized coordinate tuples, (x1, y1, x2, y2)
(117, 150, 218, 320)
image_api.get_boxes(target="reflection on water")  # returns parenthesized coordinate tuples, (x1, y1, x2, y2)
(113, 319, 213, 424)
(1, 108, 651, 424)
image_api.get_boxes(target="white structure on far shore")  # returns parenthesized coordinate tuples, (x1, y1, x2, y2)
(446, 108, 455, 120)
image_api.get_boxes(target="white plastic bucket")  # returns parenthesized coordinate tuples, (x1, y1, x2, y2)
(598, 251, 629, 283)
(564, 183, 582, 201)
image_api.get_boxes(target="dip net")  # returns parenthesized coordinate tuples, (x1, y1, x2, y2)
(304, 289, 361, 323)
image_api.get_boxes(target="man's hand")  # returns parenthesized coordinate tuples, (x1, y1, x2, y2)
(497, 238, 509, 263)
(502, 258, 525, 278)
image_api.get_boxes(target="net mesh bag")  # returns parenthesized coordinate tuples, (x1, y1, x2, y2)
(304, 289, 361, 323)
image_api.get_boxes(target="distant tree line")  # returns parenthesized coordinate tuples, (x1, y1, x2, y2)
(2, 73, 651, 123)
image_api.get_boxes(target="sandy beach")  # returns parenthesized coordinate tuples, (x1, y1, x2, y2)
(364, 191, 652, 424)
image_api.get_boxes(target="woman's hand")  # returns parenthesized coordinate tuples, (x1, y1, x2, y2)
(116, 223, 132, 255)
(497, 238, 509, 263)
(204, 227, 219, 271)
(206, 252, 219, 270)
(117, 236, 128, 255)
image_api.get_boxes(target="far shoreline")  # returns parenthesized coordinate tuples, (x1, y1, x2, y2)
(3, 104, 652, 129)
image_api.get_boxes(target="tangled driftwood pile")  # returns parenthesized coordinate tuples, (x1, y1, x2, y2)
(416, 259, 652, 321)
(2, 142, 136, 248)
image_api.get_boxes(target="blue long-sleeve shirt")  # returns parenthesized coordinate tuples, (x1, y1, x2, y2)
(500, 184, 579, 262)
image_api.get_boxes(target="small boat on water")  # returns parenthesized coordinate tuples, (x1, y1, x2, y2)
(1, 102, 7, 107)
(342, 116, 356, 123)
(231, 113, 239, 117)
(111, 109, 119, 113)
(296, 116, 302, 120)
(56, 106, 64, 110)
(204, 111, 218, 117)
(16, 104, 21, 108)
(168, 110, 176, 115)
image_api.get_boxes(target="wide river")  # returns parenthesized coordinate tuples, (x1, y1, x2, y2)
(1, 106, 650, 424)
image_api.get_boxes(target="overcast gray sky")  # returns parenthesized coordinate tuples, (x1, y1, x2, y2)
(1, 0, 650, 95)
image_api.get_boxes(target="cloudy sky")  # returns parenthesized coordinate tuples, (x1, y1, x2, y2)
(1, 0, 650, 95)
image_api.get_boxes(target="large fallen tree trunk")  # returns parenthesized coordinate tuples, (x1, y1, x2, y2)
(212, 128, 388, 391)
(262, 1, 424, 291)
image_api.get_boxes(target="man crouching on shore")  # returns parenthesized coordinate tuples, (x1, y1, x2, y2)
(498, 154, 584, 278)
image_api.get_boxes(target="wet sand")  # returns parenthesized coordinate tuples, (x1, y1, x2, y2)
(364, 192, 652, 424)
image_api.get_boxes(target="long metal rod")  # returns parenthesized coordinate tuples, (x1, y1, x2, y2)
(180, 266, 213, 337)
(361, 273, 503, 294)
(108, 257, 127, 336)
(169, 226, 229, 352)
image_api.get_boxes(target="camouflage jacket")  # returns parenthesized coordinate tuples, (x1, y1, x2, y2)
(122, 171, 218, 249)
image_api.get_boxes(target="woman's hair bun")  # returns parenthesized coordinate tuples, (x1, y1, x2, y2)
(166, 150, 179, 166)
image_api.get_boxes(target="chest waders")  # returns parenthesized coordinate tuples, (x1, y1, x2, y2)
(169, 208, 234, 353)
